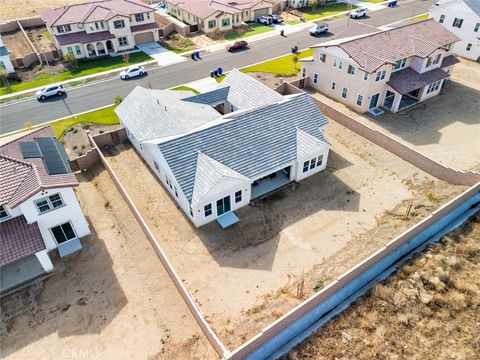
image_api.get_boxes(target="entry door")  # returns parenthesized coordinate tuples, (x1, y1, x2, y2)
(216, 196, 231, 216)
(369, 93, 380, 109)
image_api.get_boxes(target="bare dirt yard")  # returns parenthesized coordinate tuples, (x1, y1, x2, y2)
(1, 30, 32, 58)
(327, 58, 480, 172)
(0, 164, 217, 360)
(101, 119, 464, 349)
(287, 213, 480, 360)
(26, 26, 56, 52)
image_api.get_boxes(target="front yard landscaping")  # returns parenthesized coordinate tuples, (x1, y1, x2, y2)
(0, 52, 152, 96)
(171, 85, 200, 94)
(296, 3, 355, 21)
(224, 22, 274, 40)
(242, 48, 313, 75)
(162, 32, 197, 53)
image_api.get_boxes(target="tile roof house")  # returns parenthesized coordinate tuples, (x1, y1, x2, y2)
(430, 0, 480, 61)
(116, 69, 330, 228)
(165, 0, 274, 33)
(0, 127, 90, 293)
(41, 0, 160, 59)
(301, 19, 461, 113)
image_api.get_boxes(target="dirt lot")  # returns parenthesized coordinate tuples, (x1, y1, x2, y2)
(62, 123, 121, 158)
(101, 119, 464, 349)
(0, 165, 217, 360)
(287, 213, 480, 360)
(1, 30, 33, 58)
(27, 26, 56, 52)
(326, 58, 480, 172)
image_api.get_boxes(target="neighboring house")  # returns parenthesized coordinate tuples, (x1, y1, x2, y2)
(301, 19, 461, 113)
(0, 127, 90, 293)
(430, 0, 480, 61)
(165, 0, 273, 33)
(116, 69, 330, 228)
(41, 0, 160, 59)
(0, 36, 15, 74)
(288, 0, 337, 9)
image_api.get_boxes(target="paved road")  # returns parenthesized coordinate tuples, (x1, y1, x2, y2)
(0, 0, 435, 134)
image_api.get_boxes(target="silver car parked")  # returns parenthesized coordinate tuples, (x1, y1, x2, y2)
(36, 84, 65, 101)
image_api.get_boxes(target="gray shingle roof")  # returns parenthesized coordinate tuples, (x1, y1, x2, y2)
(158, 93, 329, 203)
(217, 69, 284, 109)
(183, 87, 230, 106)
(464, 0, 480, 16)
(115, 87, 221, 141)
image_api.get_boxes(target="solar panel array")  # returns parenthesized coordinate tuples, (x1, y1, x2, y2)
(19, 141, 42, 158)
(35, 137, 71, 175)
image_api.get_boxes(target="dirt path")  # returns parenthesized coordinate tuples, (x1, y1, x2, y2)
(287, 213, 480, 360)
(0, 165, 217, 360)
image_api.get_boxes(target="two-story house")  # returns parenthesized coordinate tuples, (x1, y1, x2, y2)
(166, 0, 273, 34)
(41, 0, 160, 59)
(301, 20, 461, 113)
(430, 0, 480, 61)
(115, 69, 330, 228)
(0, 127, 90, 292)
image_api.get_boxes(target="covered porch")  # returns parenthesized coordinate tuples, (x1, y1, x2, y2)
(385, 67, 450, 113)
(251, 166, 292, 199)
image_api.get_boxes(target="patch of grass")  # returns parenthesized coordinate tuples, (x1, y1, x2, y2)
(215, 74, 226, 83)
(162, 43, 191, 54)
(403, 13, 429, 22)
(224, 22, 274, 40)
(362, 0, 385, 3)
(171, 85, 200, 94)
(242, 48, 314, 75)
(43, 31, 52, 40)
(50, 105, 119, 138)
(313, 280, 324, 292)
(284, 20, 301, 25)
(300, 3, 356, 21)
(0, 52, 152, 95)
(247, 303, 266, 315)
(426, 193, 441, 202)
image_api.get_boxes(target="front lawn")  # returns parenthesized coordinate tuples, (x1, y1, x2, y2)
(51, 105, 119, 138)
(171, 85, 200, 94)
(300, 3, 356, 21)
(362, 0, 385, 3)
(403, 13, 429, 22)
(242, 48, 314, 75)
(0, 52, 152, 96)
(224, 22, 275, 40)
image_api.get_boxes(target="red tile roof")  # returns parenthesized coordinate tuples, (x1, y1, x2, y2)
(0, 127, 78, 208)
(0, 215, 46, 267)
(387, 67, 450, 95)
(313, 19, 460, 73)
(130, 22, 160, 32)
(167, 0, 265, 19)
(56, 30, 116, 46)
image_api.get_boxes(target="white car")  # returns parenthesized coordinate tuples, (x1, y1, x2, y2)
(350, 8, 367, 18)
(120, 65, 146, 80)
(36, 84, 65, 101)
(257, 16, 273, 25)
(309, 23, 329, 36)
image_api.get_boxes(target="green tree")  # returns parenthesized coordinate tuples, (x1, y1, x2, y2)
(64, 52, 78, 70)
(0, 69, 12, 93)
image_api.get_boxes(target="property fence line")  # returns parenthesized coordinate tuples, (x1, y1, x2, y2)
(86, 131, 229, 359)
(227, 183, 480, 359)
(276, 82, 480, 187)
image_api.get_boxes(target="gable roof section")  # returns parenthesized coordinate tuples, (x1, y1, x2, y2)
(183, 87, 230, 106)
(0, 127, 78, 208)
(312, 19, 460, 73)
(216, 68, 284, 110)
(333, 22, 381, 40)
(296, 128, 330, 159)
(168, 0, 265, 18)
(464, 0, 480, 16)
(191, 152, 251, 206)
(158, 93, 329, 203)
(115, 87, 221, 142)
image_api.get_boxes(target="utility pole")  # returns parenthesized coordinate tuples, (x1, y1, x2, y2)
(347, 1, 352, 28)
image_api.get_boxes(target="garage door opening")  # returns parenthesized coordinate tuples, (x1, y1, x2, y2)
(254, 8, 270, 19)
(134, 32, 154, 45)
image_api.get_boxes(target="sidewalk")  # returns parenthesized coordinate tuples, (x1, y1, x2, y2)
(0, 0, 392, 102)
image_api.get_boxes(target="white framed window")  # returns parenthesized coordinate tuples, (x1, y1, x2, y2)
(426, 80, 442, 94)
(302, 161, 309, 173)
(0, 205, 10, 220)
(475, 22, 480, 32)
(316, 155, 323, 167)
(363, 72, 369, 81)
(433, 54, 441, 64)
(75, 45, 81, 55)
(174, 187, 178, 198)
(375, 69, 386, 81)
(135, 13, 144, 22)
(319, 53, 326, 62)
(332, 59, 337, 68)
(356, 94, 363, 106)
(301, 67, 306, 78)
(204, 204, 212, 217)
(393, 58, 406, 71)
(439, 14, 445, 23)
(35, 193, 65, 214)
(67, 46, 73, 54)
(466, 43, 472, 51)
(235, 190, 242, 203)
(119, 36, 128, 46)
(208, 20, 216, 28)
(50, 221, 77, 244)
(341, 87, 348, 98)
(154, 161, 159, 172)
(338, 61, 343, 70)
(57, 25, 71, 33)
(347, 65, 355, 75)
(114, 20, 125, 29)
(331, 81, 336, 90)
(313, 73, 318, 84)
(452, 17, 463, 28)
(222, 18, 230, 27)
(309, 158, 316, 170)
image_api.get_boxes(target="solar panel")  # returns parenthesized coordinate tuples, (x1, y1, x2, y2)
(35, 137, 69, 175)
(19, 141, 42, 158)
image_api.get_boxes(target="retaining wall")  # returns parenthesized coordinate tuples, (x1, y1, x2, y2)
(87, 131, 228, 359)
(0, 16, 44, 33)
(69, 148, 100, 172)
(228, 183, 480, 359)
(154, 12, 190, 37)
(276, 82, 480, 187)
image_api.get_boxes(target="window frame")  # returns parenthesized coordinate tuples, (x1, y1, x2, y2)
(338, 61, 343, 70)
(313, 73, 318, 84)
(118, 36, 128, 46)
(235, 190, 242, 203)
(393, 58, 406, 72)
(331, 81, 336, 90)
(341, 87, 348, 99)
(113, 20, 125, 29)
(439, 14, 445, 23)
(208, 19, 216, 28)
(74, 45, 81, 55)
(319, 53, 326, 63)
(347, 65, 356, 75)
(57, 24, 71, 33)
(50, 221, 77, 245)
(332, 58, 337, 68)
(375, 69, 386, 82)
(475, 22, 480, 32)
(302, 161, 309, 173)
(222, 18, 230, 27)
(466, 43, 472, 51)
(356, 94, 363, 106)
(135, 13, 144, 22)
(452, 17, 463, 28)
(316, 155, 324, 167)
(309, 158, 316, 170)
(35, 193, 65, 214)
(0, 205, 10, 220)
(204, 204, 212, 217)
(363, 72, 369, 81)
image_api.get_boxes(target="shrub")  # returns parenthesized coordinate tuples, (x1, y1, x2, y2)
(64, 52, 79, 70)
(114, 96, 123, 105)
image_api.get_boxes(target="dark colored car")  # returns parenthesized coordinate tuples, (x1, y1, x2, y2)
(271, 14, 284, 23)
(227, 40, 248, 51)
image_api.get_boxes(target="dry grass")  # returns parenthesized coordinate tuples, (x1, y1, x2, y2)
(286, 214, 480, 360)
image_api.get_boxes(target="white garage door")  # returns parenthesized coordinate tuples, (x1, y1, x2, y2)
(254, 8, 270, 19)
(134, 32, 154, 45)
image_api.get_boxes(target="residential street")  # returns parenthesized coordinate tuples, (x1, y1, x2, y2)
(0, 0, 435, 134)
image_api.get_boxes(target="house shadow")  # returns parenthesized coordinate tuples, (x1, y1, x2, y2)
(194, 150, 359, 271)
(366, 81, 480, 146)
(1, 201, 127, 357)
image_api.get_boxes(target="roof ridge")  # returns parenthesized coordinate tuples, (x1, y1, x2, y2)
(0, 153, 34, 169)
(51, 5, 72, 26)
(80, 4, 100, 23)
(0, 126, 50, 149)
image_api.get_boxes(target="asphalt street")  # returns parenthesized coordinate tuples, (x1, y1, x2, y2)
(0, 0, 436, 134)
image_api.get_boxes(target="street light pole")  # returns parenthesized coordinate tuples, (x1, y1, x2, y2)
(347, 1, 352, 27)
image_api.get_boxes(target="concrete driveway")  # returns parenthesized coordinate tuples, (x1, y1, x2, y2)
(136, 41, 187, 66)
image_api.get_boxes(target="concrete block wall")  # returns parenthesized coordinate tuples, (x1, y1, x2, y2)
(69, 148, 100, 172)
